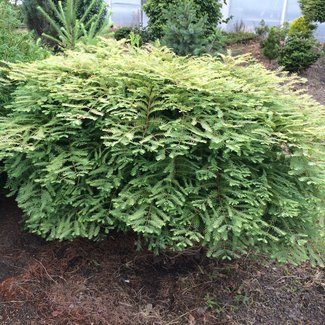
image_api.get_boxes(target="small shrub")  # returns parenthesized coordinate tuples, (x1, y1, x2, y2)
(114, 27, 133, 41)
(261, 24, 289, 61)
(161, 0, 219, 56)
(143, 0, 225, 40)
(289, 16, 316, 38)
(135, 28, 153, 45)
(262, 27, 282, 60)
(255, 19, 269, 46)
(0, 39, 324, 265)
(299, 0, 325, 23)
(255, 20, 269, 36)
(278, 35, 321, 72)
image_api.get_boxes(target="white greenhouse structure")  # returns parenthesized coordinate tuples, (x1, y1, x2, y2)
(106, 0, 325, 41)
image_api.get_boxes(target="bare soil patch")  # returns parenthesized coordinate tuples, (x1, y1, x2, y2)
(0, 197, 324, 325)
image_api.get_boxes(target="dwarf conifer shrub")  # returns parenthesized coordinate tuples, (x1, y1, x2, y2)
(255, 20, 269, 47)
(143, 0, 224, 40)
(278, 35, 321, 72)
(262, 27, 282, 61)
(0, 39, 324, 264)
(262, 25, 289, 61)
(162, 0, 216, 56)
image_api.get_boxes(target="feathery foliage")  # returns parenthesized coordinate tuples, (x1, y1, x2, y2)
(0, 39, 324, 265)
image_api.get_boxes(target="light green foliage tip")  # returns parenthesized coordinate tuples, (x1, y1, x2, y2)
(289, 16, 316, 38)
(0, 39, 324, 264)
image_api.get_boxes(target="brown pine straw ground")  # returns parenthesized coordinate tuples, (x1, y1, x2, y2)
(0, 198, 324, 324)
(1, 44, 325, 324)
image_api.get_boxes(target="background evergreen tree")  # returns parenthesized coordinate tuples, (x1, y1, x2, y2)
(162, 0, 211, 56)
(143, 0, 225, 40)
(22, 0, 107, 41)
(37, 0, 110, 49)
(298, 0, 325, 23)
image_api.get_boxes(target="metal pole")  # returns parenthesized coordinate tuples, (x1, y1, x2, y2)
(281, 0, 289, 25)
(140, 0, 144, 27)
(221, 0, 231, 30)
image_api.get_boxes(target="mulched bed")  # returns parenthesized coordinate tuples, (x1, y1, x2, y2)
(0, 197, 324, 325)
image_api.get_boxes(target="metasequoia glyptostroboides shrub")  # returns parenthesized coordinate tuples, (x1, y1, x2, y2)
(0, 39, 324, 264)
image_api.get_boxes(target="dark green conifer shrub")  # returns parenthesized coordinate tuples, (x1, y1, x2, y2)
(161, 0, 222, 56)
(278, 35, 321, 72)
(255, 20, 270, 47)
(257, 21, 290, 61)
(143, 0, 225, 40)
(114, 27, 133, 40)
(0, 39, 324, 264)
(262, 27, 282, 61)
(278, 15, 320, 72)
